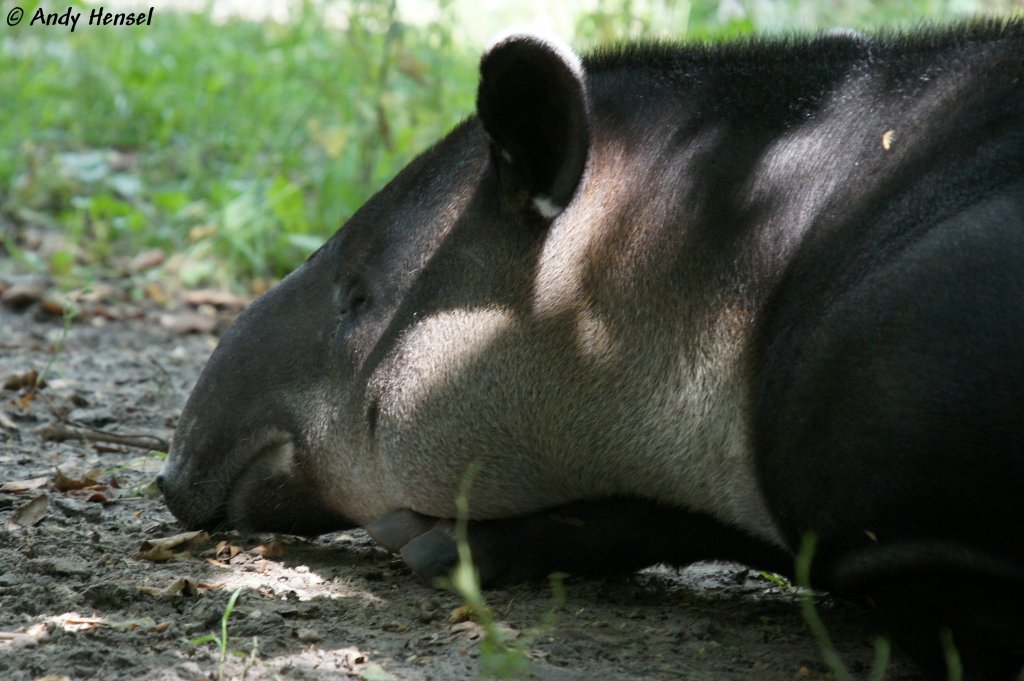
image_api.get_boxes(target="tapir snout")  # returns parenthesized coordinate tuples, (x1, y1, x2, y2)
(160, 259, 357, 534)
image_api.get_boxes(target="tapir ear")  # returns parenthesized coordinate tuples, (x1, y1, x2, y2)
(477, 31, 590, 219)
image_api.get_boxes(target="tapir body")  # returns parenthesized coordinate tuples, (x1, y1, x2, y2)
(160, 21, 1024, 679)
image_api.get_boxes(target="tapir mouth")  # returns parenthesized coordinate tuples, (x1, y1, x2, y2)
(160, 428, 295, 531)
(224, 433, 297, 522)
(222, 431, 358, 535)
(162, 423, 356, 536)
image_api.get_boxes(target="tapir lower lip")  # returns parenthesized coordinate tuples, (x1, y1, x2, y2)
(222, 432, 358, 535)
(161, 428, 298, 531)
(224, 433, 298, 527)
(160, 473, 229, 531)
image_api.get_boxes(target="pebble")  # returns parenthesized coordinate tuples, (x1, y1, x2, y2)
(295, 627, 322, 643)
(53, 497, 103, 523)
(25, 558, 93, 579)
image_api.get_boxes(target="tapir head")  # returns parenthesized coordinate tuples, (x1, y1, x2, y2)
(159, 33, 597, 534)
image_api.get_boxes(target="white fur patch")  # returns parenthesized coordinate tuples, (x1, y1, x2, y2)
(382, 307, 514, 417)
(523, 143, 786, 547)
(484, 27, 584, 83)
(532, 195, 563, 218)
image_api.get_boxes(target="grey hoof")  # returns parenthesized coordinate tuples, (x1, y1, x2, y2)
(365, 509, 438, 552)
(399, 526, 459, 578)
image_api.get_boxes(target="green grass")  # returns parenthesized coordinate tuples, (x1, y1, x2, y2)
(191, 586, 246, 674)
(796, 533, 893, 681)
(448, 465, 531, 679)
(2, 0, 476, 289)
(1, 0, 1020, 290)
(443, 462, 567, 679)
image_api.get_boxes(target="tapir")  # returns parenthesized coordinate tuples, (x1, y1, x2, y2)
(159, 20, 1024, 680)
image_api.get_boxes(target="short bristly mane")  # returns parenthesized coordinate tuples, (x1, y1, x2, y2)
(582, 17, 1024, 74)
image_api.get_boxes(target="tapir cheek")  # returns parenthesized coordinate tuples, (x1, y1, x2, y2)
(375, 306, 515, 415)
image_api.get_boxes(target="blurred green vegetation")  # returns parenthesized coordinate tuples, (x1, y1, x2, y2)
(0, 0, 1020, 291)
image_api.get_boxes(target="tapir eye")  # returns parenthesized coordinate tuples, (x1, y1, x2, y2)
(339, 283, 368, 317)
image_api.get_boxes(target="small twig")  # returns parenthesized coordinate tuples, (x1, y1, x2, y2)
(37, 421, 169, 451)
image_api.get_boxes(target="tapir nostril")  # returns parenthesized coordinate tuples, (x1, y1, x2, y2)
(154, 473, 166, 493)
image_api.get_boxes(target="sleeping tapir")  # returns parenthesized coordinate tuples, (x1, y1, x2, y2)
(159, 20, 1024, 680)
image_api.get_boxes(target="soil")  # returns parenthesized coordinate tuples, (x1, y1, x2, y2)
(0, 277, 922, 681)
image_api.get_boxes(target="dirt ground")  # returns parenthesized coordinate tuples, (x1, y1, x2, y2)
(0, 275, 922, 681)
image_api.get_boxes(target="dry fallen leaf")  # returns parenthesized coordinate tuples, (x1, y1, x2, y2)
(137, 577, 199, 599)
(40, 294, 71, 317)
(60, 615, 106, 633)
(361, 663, 397, 681)
(54, 468, 103, 492)
(136, 546, 177, 563)
(57, 614, 160, 634)
(128, 248, 166, 273)
(0, 622, 54, 648)
(83, 488, 120, 504)
(136, 530, 211, 562)
(158, 311, 217, 335)
(107, 617, 159, 632)
(3, 369, 43, 391)
(54, 468, 121, 503)
(0, 476, 50, 493)
(76, 283, 116, 304)
(143, 282, 169, 305)
(336, 647, 368, 672)
(215, 540, 243, 560)
(184, 289, 251, 310)
(5, 494, 49, 530)
(256, 537, 287, 559)
(1, 282, 46, 310)
(196, 581, 226, 590)
(188, 224, 216, 243)
(448, 605, 478, 624)
(450, 621, 483, 641)
(0, 633, 37, 648)
(205, 558, 233, 570)
(249, 278, 274, 296)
